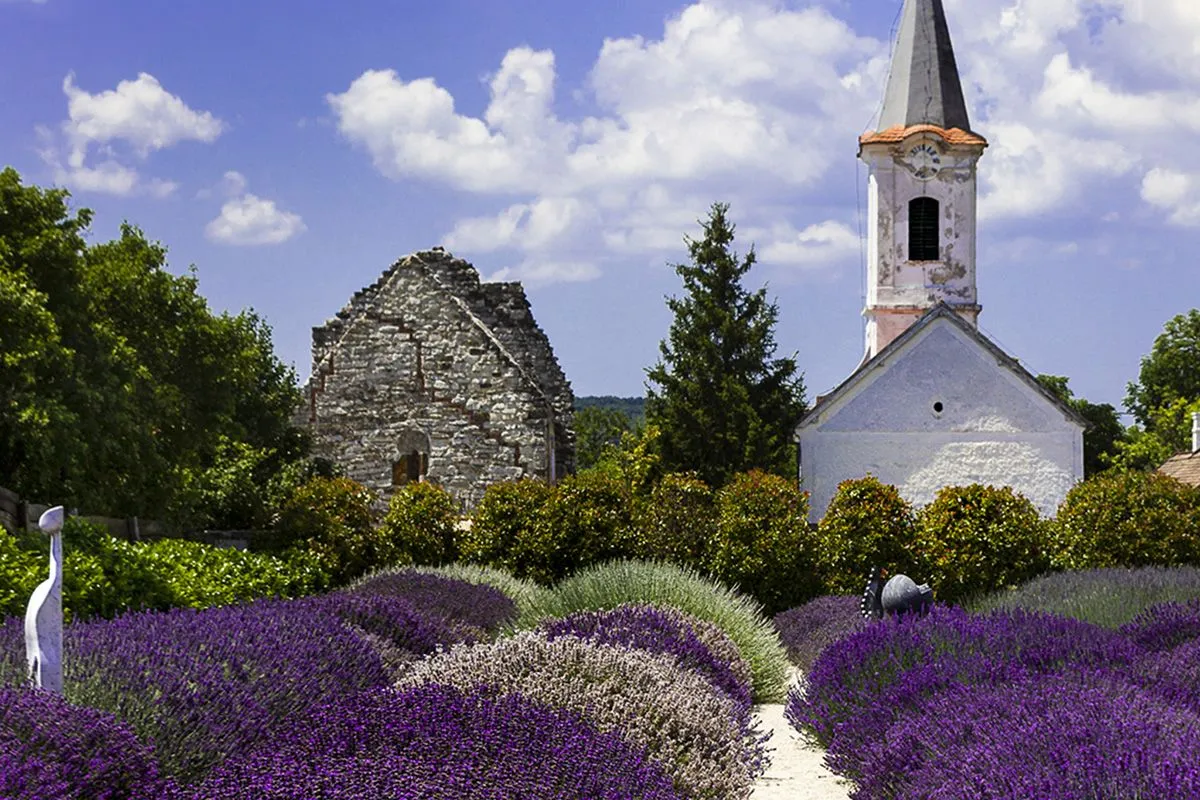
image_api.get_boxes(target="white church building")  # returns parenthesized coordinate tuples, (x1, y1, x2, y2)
(796, 0, 1086, 521)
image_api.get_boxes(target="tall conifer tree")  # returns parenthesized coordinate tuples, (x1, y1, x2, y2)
(645, 203, 806, 487)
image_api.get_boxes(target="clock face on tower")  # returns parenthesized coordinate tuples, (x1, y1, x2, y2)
(906, 143, 942, 180)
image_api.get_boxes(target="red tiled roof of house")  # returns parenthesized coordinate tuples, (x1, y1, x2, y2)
(860, 124, 988, 147)
(1158, 451, 1200, 487)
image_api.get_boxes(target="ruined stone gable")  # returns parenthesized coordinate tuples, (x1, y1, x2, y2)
(303, 248, 575, 509)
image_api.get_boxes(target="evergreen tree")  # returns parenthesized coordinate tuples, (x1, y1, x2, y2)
(645, 203, 806, 487)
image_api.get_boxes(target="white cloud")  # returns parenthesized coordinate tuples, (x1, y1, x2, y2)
(331, 0, 1200, 282)
(758, 220, 860, 269)
(205, 171, 305, 245)
(1141, 167, 1200, 226)
(329, 1, 881, 283)
(38, 72, 223, 196)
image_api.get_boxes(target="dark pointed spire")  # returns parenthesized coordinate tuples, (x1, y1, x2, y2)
(876, 0, 973, 133)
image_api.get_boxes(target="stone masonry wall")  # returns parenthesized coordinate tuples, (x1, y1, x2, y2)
(305, 249, 574, 509)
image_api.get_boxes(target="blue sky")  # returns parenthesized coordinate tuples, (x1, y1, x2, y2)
(2, 0, 1196, 414)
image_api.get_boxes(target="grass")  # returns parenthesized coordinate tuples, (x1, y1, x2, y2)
(510, 559, 790, 703)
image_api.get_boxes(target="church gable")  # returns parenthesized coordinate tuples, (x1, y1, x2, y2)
(812, 319, 1080, 435)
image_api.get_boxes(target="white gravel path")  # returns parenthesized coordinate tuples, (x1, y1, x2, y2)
(750, 670, 855, 800)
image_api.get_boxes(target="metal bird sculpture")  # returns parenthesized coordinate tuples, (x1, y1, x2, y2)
(25, 506, 64, 693)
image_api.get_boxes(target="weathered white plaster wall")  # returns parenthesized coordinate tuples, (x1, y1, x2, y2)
(862, 135, 983, 357)
(800, 320, 1084, 520)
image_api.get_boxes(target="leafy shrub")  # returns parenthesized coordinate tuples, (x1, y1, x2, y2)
(540, 603, 753, 710)
(514, 559, 790, 703)
(787, 605, 1141, 778)
(348, 568, 518, 634)
(375, 481, 461, 567)
(708, 470, 820, 614)
(0, 685, 170, 800)
(538, 471, 640, 582)
(636, 471, 716, 566)
(851, 669, 1200, 799)
(816, 476, 918, 594)
(397, 632, 768, 799)
(0, 526, 41, 618)
(969, 565, 1200, 628)
(1052, 471, 1200, 571)
(187, 684, 684, 800)
(60, 598, 393, 783)
(774, 595, 866, 672)
(461, 478, 555, 583)
(268, 476, 378, 585)
(914, 484, 1049, 604)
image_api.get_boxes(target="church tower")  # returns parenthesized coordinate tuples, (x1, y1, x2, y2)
(860, 0, 988, 359)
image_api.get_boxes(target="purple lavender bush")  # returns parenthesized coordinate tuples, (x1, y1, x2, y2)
(0, 686, 171, 800)
(851, 669, 1200, 799)
(314, 589, 473, 656)
(540, 603, 753, 710)
(63, 597, 393, 784)
(787, 605, 1141, 779)
(1120, 597, 1200, 653)
(348, 568, 518, 634)
(183, 684, 685, 800)
(1133, 639, 1200, 716)
(774, 595, 865, 672)
(397, 631, 768, 799)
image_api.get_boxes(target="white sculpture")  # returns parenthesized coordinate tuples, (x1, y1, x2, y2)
(25, 506, 64, 693)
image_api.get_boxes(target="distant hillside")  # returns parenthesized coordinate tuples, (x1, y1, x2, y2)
(575, 395, 645, 423)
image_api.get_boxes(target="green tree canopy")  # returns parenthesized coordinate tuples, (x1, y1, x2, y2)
(1035, 374, 1124, 477)
(645, 203, 806, 487)
(0, 167, 304, 527)
(573, 406, 634, 471)
(1126, 309, 1200, 432)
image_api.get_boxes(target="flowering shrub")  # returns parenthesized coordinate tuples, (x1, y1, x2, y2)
(852, 670, 1200, 799)
(774, 595, 866, 672)
(787, 605, 1141, 779)
(0, 685, 170, 800)
(186, 684, 684, 800)
(348, 568, 518, 634)
(395, 561, 551, 620)
(1135, 639, 1200, 716)
(1052, 471, 1200, 570)
(516, 559, 790, 703)
(62, 598, 391, 783)
(816, 476, 918, 594)
(375, 481, 461, 567)
(914, 483, 1049, 603)
(709, 470, 820, 614)
(969, 565, 1200, 628)
(313, 590, 473, 656)
(1120, 597, 1200, 653)
(397, 632, 768, 799)
(540, 603, 753, 710)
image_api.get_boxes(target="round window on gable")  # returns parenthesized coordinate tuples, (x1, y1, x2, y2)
(932, 401, 944, 415)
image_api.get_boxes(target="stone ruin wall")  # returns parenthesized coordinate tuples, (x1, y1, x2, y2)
(305, 250, 574, 509)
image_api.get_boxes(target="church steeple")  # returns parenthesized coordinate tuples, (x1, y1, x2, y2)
(859, 0, 988, 360)
(876, 0, 974, 135)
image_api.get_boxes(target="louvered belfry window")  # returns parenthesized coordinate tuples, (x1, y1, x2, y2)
(909, 197, 940, 261)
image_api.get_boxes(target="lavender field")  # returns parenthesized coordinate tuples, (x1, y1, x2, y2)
(784, 567, 1200, 799)
(4, 562, 1200, 798)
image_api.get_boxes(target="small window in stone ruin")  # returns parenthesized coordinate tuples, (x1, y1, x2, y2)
(392, 451, 428, 487)
(909, 197, 940, 261)
(933, 401, 945, 414)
